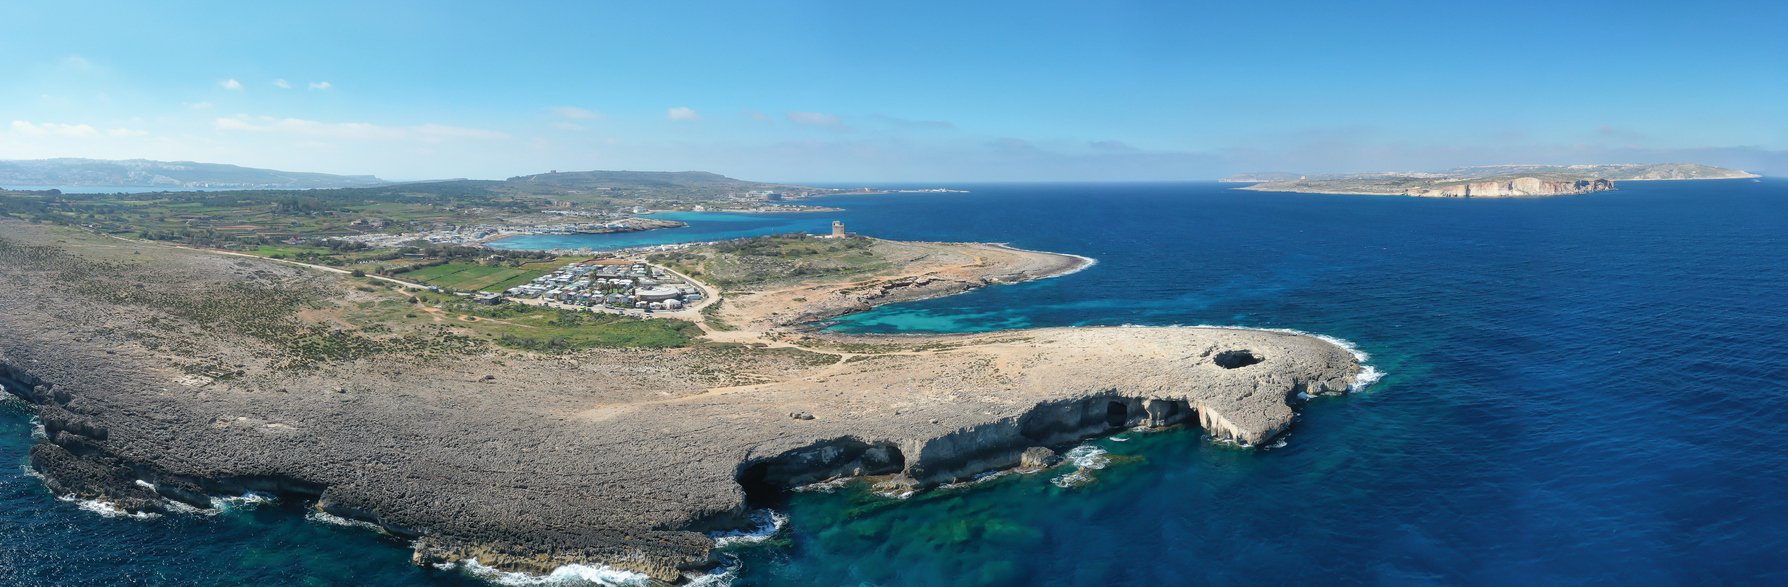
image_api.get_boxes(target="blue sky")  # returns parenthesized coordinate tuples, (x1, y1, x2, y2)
(2, 0, 1784, 181)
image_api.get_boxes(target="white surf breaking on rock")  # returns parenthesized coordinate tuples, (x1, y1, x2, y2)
(57, 494, 161, 520)
(939, 469, 1011, 491)
(682, 557, 753, 587)
(1051, 444, 1110, 488)
(986, 243, 1098, 281)
(128, 480, 275, 516)
(304, 509, 386, 533)
(683, 568, 738, 587)
(873, 488, 916, 500)
(210, 491, 277, 511)
(442, 558, 650, 586)
(1187, 324, 1386, 391)
(685, 510, 793, 587)
(1050, 253, 1099, 278)
(710, 509, 787, 548)
(792, 477, 852, 493)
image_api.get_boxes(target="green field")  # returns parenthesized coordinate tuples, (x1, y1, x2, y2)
(251, 244, 332, 257)
(397, 258, 580, 292)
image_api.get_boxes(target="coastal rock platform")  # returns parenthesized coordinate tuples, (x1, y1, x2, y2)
(0, 222, 1359, 582)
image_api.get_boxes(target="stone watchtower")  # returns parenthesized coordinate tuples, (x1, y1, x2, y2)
(831, 220, 846, 238)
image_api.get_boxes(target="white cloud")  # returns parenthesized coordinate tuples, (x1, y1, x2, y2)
(220, 79, 243, 90)
(273, 79, 292, 89)
(744, 110, 771, 122)
(308, 81, 333, 91)
(786, 111, 844, 129)
(58, 55, 95, 72)
(667, 106, 699, 121)
(185, 101, 214, 110)
(10, 120, 146, 139)
(553, 122, 587, 131)
(213, 115, 506, 141)
(552, 106, 600, 120)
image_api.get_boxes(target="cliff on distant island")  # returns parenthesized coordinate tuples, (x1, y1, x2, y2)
(1403, 177, 1614, 198)
(1230, 163, 1756, 198)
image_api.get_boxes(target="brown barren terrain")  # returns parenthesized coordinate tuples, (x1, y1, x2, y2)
(0, 221, 1359, 582)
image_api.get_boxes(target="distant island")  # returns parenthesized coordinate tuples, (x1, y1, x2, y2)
(0, 158, 389, 190)
(1226, 163, 1759, 198)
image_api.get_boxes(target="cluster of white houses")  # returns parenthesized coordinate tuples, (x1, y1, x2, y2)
(505, 259, 703, 311)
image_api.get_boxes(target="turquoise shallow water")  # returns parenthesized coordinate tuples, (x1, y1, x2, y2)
(5, 180, 1788, 585)
(486, 211, 841, 251)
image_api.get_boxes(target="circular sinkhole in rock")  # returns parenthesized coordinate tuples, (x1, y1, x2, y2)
(1213, 350, 1264, 369)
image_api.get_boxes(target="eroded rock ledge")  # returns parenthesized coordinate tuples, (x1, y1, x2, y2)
(1, 326, 1357, 581)
(0, 224, 1359, 583)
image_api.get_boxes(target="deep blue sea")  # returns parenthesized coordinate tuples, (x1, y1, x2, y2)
(6, 180, 1787, 585)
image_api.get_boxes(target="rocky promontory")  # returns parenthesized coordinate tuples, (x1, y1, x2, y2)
(0, 222, 1362, 583)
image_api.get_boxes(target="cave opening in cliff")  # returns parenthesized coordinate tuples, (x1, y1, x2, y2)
(1105, 401, 1128, 428)
(735, 440, 907, 509)
(737, 461, 784, 508)
(1213, 349, 1264, 369)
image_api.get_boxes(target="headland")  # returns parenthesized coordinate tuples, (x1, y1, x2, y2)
(1230, 163, 1757, 197)
(0, 220, 1361, 583)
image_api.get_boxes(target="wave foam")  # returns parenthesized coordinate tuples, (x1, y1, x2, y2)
(210, 491, 277, 512)
(57, 495, 161, 520)
(1051, 445, 1109, 488)
(939, 469, 1011, 490)
(305, 510, 386, 533)
(987, 243, 1098, 280)
(873, 488, 916, 500)
(791, 477, 851, 493)
(684, 568, 737, 587)
(125, 481, 276, 517)
(447, 558, 650, 586)
(1052, 253, 1099, 278)
(710, 509, 786, 548)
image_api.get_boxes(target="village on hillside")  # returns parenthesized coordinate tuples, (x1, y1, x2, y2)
(496, 259, 705, 313)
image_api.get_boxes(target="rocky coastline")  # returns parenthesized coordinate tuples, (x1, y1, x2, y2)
(1402, 177, 1614, 197)
(1, 222, 1362, 583)
(1245, 176, 1617, 197)
(1232, 163, 1755, 198)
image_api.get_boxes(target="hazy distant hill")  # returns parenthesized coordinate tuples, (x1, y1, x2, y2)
(1217, 171, 1303, 183)
(1438, 163, 1757, 181)
(497, 169, 810, 199)
(0, 158, 388, 190)
(357, 169, 823, 205)
(1227, 163, 1758, 197)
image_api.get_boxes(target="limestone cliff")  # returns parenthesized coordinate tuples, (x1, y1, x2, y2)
(1403, 177, 1614, 198)
(1235, 162, 1754, 198)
